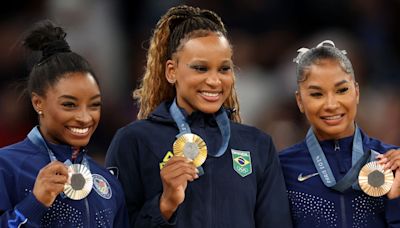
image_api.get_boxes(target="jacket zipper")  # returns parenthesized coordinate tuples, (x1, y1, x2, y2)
(334, 140, 340, 152)
(85, 198, 90, 227)
(340, 195, 347, 227)
(335, 140, 347, 227)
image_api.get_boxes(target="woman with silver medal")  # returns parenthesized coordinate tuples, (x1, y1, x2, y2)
(0, 20, 129, 227)
(105, 5, 292, 228)
(279, 40, 400, 227)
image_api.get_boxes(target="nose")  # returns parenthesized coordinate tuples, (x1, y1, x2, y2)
(324, 94, 340, 110)
(205, 71, 221, 86)
(75, 108, 92, 123)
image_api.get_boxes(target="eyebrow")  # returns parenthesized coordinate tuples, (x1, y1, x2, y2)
(307, 80, 349, 90)
(58, 94, 101, 100)
(188, 59, 232, 65)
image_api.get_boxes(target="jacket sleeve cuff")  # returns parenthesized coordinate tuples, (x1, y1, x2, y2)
(385, 196, 400, 223)
(15, 193, 48, 224)
(145, 194, 178, 226)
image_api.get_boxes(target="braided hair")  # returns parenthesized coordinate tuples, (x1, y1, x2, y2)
(134, 5, 241, 122)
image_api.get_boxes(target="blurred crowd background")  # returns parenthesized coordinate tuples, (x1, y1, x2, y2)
(1, 0, 400, 165)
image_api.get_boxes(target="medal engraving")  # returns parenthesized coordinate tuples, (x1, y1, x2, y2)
(173, 133, 207, 167)
(358, 161, 394, 197)
(70, 173, 86, 190)
(183, 142, 200, 160)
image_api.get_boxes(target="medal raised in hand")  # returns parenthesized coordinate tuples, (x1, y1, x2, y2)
(64, 164, 93, 200)
(173, 133, 207, 167)
(358, 161, 394, 197)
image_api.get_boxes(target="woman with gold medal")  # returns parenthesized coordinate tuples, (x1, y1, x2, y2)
(0, 20, 129, 227)
(105, 5, 292, 228)
(279, 40, 400, 227)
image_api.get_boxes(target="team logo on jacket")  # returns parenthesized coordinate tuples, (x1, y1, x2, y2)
(92, 174, 112, 199)
(159, 151, 174, 169)
(231, 149, 252, 177)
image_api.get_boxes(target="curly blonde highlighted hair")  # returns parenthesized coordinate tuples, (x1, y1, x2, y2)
(133, 5, 241, 123)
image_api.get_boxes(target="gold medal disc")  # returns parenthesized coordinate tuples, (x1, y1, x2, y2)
(173, 133, 207, 167)
(64, 164, 93, 200)
(358, 161, 394, 197)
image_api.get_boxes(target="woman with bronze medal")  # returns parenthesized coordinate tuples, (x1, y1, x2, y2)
(105, 5, 292, 228)
(0, 20, 129, 227)
(279, 40, 400, 227)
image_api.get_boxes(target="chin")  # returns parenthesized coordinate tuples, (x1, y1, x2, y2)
(67, 139, 91, 148)
(318, 126, 351, 140)
(197, 101, 223, 113)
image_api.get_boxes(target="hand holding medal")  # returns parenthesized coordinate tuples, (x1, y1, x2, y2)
(376, 149, 400, 199)
(159, 156, 199, 219)
(33, 161, 69, 207)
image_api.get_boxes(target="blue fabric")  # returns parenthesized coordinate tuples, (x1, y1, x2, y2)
(105, 101, 293, 228)
(0, 128, 129, 227)
(279, 128, 400, 228)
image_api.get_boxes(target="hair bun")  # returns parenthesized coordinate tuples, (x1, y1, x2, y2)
(23, 20, 71, 63)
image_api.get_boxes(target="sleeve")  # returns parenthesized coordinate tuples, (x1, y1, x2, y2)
(254, 133, 293, 228)
(105, 128, 177, 228)
(0, 162, 48, 227)
(385, 197, 400, 227)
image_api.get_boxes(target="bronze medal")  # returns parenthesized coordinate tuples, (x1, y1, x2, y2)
(173, 133, 207, 167)
(64, 164, 93, 200)
(358, 161, 394, 197)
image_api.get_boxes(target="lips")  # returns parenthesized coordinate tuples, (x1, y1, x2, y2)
(68, 127, 90, 136)
(321, 114, 343, 120)
(320, 114, 345, 125)
(199, 91, 222, 101)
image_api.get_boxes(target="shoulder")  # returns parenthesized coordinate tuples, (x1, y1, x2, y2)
(111, 119, 161, 142)
(361, 130, 399, 153)
(279, 140, 307, 160)
(0, 139, 41, 162)
(231, 122, 272, 141)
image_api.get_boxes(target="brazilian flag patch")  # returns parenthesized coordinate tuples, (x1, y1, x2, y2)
(231, 149, 252, 177)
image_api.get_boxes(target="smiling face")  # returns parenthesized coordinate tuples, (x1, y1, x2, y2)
(32, 72, 101, 147)
(165, 33, 234, 114)
(296, 58, 359, 140)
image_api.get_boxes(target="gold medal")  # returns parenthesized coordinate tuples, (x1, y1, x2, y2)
(64, 164, 93, 200)
(358, 161, 394, 197)
(173, 133, 207, 167)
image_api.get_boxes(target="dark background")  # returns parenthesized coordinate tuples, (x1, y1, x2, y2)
(1, 0, 400, 164)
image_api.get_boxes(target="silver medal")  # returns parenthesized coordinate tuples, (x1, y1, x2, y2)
(64, 164, 93, 200)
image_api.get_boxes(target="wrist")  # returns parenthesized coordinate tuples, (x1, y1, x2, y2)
(159, 194, 178, 220)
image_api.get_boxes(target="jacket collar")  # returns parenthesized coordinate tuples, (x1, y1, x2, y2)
(148, 100, 232, 126)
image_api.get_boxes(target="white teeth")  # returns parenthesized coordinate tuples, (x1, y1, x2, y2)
(69, 127, 89, 134)
(201, 91, 219, 97)
(323, 115, 342, 120)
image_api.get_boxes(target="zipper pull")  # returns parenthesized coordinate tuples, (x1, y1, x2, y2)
(334, 140, 340, 152)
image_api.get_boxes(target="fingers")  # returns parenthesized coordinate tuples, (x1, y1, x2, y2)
(33, 161, 70, 207)
(161, 156, 199, 181)
(377, 149, 400, 170)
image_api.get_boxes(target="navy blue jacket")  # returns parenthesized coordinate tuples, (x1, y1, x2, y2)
(279, 128, 400, 228)
(0, 127, 129, 227)
(105, 101, 292, 228)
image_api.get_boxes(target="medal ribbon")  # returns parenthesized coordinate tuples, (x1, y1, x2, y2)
(169, 99, 231, 157)
(27, 126, 90, 168)
(306, 125, 377, 192)
(28, 126, 92, 199)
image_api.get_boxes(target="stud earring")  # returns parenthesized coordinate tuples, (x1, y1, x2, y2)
(38, 110, 43, 115)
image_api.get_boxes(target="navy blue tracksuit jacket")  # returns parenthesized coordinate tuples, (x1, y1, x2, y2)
(106, 101, 292, 227)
